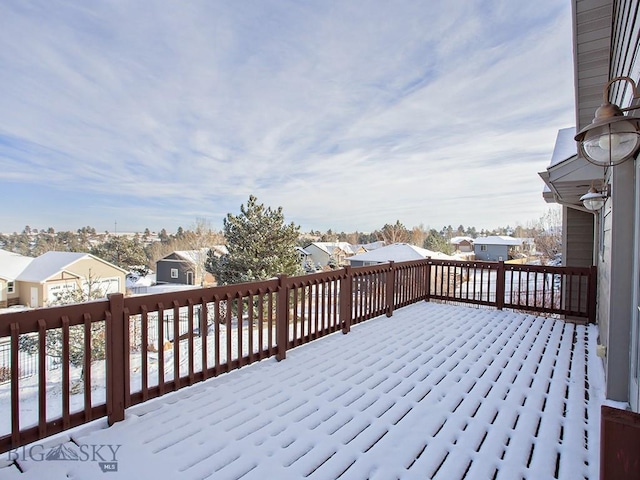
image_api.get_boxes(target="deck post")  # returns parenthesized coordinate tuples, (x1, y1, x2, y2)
(588, 265, 597, 324)
(107, 293, 126, 425)
(600, 405, 640, 479)
(276, 275, 289, 361)
(386, 261, 395, 317)
(495, 261, 505, 310)
(340, 267, 352, 334)
(424, 258, 431, 302)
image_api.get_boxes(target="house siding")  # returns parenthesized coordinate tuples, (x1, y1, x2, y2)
(11, 255, 126, 308)
(0, 279, 20, 308)
(474, 245, 508, 262)
(155, 250, 219, 286)
(0, 279, 6, 308)
(18, 281, 43, 308)
(562, 207, 594, 268)
(69, 257, 125, 285)
(590, 0, 640, 403)
(304, 244, 330, 269)
(156, 259, 195, 285)
(456, 241, 473, 253)
(573, 0, 613, 131)
(600, 158, 636, 401)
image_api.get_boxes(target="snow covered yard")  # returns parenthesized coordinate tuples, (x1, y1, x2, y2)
(0, 302, 605, 479)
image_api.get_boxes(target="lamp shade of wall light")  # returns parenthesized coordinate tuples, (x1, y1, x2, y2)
(579, 186, 607, 211)
(575, 76, 640, 166)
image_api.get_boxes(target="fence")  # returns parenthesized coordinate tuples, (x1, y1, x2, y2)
(0, 339, 61, 384)
(0, 259, 596, 453)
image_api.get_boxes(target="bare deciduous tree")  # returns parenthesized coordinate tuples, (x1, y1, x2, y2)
(534, 207, 562, 264)
(377, 220, 410, 244)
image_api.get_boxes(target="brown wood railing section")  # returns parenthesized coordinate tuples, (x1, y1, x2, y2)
(0, 259, 596, 453)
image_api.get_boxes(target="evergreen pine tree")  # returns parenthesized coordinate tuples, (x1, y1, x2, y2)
(206, 196, 302, 284)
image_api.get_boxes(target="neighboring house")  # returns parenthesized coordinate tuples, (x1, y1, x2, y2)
(303, 242, 365, 269)
(538, 1, 640, 412)
(0, 249, 33, 308)
(473, 236, 525, 261)
(450, 236, 474, 253)
(358, 241, 386, 251)
(347, 243, 454, 267)
(520, 238, 536, 256)
(156, 247, 227, 286)
(347, 244, 457, 295)
(15, 251, 127, 308)
(126, 271, 156, 295)
(294, 246, 314, 272)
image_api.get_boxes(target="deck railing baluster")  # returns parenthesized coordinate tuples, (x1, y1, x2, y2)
(0, 259, 596, 453)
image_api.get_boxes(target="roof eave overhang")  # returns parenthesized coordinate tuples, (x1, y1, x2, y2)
(539, 151, 605, 211)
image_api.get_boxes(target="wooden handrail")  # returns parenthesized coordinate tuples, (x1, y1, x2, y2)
(0, 258, 596, 453)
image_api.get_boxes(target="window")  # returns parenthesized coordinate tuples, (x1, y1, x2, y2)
(480, 245, 488, 251)
(7, 281, 15, 294)
(170, 268, 179, 279)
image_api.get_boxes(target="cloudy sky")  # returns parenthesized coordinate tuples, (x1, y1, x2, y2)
(0, 1, 575, 235)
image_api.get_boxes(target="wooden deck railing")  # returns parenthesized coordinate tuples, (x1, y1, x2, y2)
(0, 259, 596, 452)
(426, 260, 597, 319)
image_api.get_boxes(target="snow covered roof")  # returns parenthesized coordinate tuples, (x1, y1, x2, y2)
(0, 249, 33, 281)
(450, 236, 474, 245)
(16, 251, 127, 283)
(126, 273, 156, 288)
(473, 235, 524, 246)
(358, 240, 385, 251)
(549, 127, 577, 167)
(308, 242, 360, 255)
(167, 246, 228, 264)
(210, 245, 228, 256)
(141, 283, 198, 294)
(347, 243, 454, 263)
(171, 249, 208, 264)
(7, 303, 602, 478)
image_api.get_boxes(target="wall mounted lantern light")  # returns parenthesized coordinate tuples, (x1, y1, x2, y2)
(579, 182, 608, 211)
(574, 76, 640, 166)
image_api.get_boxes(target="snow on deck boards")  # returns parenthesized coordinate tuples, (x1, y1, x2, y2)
(2, 303, 604, 479)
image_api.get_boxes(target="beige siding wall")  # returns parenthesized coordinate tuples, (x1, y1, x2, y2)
(46, 257, 126, 304)
(0, 279, 22, 307)
(17, 282, 44, 308)
(6, 287, 20, 307)
(68, 257, 126, 286)
(0, 279, 5, 307)
(14, 257, 126, 308)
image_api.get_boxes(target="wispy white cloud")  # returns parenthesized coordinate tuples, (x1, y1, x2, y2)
(0, 1, 574, 233)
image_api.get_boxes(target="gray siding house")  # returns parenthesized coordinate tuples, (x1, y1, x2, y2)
(156, 247, 227, 286)
(156, 252, 198, 285)
(473, 236, 523, 261)
(539, 0, 640, 413)
(303, 242, 363, 269)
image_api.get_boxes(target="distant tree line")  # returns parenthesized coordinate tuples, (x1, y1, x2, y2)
(296, 210, 560, 262)
(0, 221, 224, 275)
(1, 207, 562, 276)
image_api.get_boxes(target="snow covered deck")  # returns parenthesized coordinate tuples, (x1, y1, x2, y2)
(2, 302, 604, 479)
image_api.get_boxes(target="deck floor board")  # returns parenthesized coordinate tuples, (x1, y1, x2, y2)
(4, 303, 604, 479)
